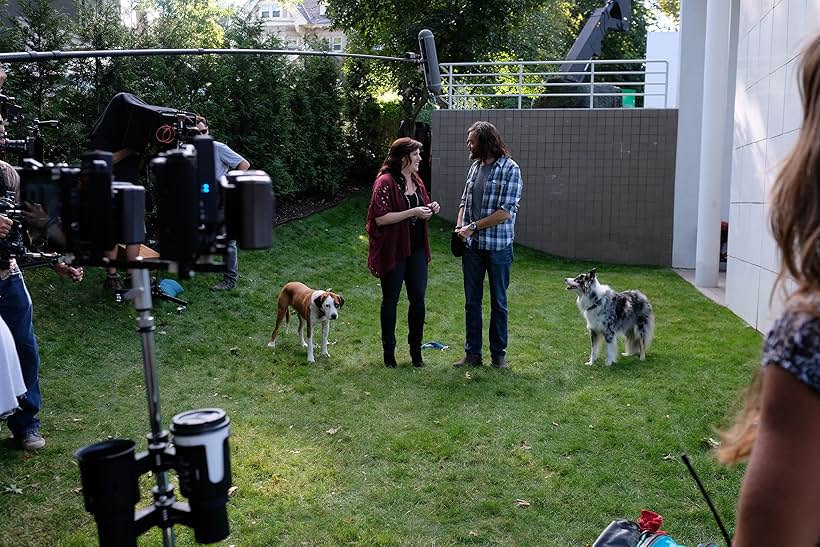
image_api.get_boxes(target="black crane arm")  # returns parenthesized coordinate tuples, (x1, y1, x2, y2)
(559, 0, 632, 83)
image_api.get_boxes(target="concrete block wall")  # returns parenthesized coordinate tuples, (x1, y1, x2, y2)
(431, 109, 678, 266)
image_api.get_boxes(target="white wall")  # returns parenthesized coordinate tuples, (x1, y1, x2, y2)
(672, 2, 707, 269)
(728, 0, 820, 332)
(646, 32, 680, 108)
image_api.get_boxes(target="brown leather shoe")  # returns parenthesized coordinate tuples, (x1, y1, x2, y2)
(452, 354, 482, 368)
(491, 356, 509, 369)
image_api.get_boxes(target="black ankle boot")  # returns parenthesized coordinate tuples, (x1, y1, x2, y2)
(410, 346, 423, 368)
(384, 346, 397, 368)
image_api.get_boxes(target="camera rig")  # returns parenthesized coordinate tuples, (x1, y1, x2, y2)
(17, 139, 274, 547)
(12, 139, 273, 274)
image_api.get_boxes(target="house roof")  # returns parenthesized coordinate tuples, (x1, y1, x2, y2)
(296, 0, 331, 25)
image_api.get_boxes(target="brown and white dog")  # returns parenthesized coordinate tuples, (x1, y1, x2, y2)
(267, 281, 344, 363)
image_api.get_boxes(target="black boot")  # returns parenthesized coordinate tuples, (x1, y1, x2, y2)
(384, 345, 397, 368)
(410, 346, 424, 368)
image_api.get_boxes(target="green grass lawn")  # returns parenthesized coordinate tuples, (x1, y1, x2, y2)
(0, 192, 761, 546)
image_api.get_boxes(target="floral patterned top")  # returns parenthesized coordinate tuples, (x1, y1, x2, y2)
(761, 311, 820, 395)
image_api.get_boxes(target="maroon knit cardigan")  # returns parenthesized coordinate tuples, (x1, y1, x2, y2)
(366, 172, 432, 278)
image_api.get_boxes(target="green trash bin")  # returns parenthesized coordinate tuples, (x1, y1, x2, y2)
(621, 87, 636, 108)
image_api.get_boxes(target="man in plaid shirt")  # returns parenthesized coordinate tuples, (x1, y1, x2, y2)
(453, 121, 522, 370)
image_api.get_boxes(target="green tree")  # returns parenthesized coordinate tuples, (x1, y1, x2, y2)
(0, 0, 72, 159)
(329, 0, 660, 119)
(56, 0, 131, 161)
(201, 14, 299, 195)
(328, 0, 549, 123)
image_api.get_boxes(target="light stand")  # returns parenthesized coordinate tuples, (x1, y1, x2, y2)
(129, 267, 179, 547)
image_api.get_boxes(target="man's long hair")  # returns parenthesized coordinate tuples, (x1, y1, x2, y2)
(468, 121, 510, 161)
(377, 137, 422, 190)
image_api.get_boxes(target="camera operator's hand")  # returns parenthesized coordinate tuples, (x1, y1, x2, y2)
(0, 215, 12, 239)
(52, 262, 83, 282)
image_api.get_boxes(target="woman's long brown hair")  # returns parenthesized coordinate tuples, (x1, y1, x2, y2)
(377, 137, 422, 191)
(717, 34, 820, 465)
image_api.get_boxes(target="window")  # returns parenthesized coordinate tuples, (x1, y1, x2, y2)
(331, 36, 343, 52)
(259, 3, 282, 19)
(318, 2, 327, 16)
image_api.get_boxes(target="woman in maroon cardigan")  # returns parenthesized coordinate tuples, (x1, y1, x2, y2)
(366, 138, 440, 368)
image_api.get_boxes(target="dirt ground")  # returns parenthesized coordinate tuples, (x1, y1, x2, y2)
(275, 186, 362, 225)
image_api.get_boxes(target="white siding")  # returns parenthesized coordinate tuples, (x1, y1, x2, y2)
(727, 0, 817, 331)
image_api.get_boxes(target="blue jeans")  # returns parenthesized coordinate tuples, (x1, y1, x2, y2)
(0, 272, 41, 436)
(379, 247, 428, 357)
(223, 239, 238, 284)
(462, 243, 513, 360)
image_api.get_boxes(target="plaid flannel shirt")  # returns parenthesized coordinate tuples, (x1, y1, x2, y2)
(459, 155, 522, 251)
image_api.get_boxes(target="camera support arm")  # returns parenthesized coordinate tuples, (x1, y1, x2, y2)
(126, 268, 180, 547)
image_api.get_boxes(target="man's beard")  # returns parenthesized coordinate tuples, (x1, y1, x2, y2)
(469, 149, 480, 160)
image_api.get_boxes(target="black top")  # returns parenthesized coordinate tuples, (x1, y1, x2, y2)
(404, 188, 425, 250)
(762, 311, 820, 394)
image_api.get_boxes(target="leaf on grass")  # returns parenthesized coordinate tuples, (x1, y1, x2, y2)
(520, 440, 531, 451)
(464, 371, 472, 380)
(703, 437, 721, 449)
(326, 427, 339, 435)
(662, 453, 675, 461)
(227, 486, 238, 497)
(514, 499, 530, 508)
(552, 422, 560, 427)
(3, 484, 22, 494)
(71, 417, 82, 422)
(229, 347, 240, 356)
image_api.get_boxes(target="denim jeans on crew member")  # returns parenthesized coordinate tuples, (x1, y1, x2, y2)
(223, 239, 238, 284)
(462, 242, 513, 360)
(0, 272, 41, 436)
(379, 247, 428, 355)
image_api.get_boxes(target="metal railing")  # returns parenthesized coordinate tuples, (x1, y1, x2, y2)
(437, 58, 669, 109)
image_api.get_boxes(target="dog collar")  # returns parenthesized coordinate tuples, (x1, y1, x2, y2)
(585, 299, 600, 311)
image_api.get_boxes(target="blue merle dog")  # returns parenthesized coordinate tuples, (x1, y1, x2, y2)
(564, 268, 655, 366)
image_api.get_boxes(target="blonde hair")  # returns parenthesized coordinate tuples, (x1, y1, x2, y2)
(717, 34, 820, 465)
(0, 160, 19, 198)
